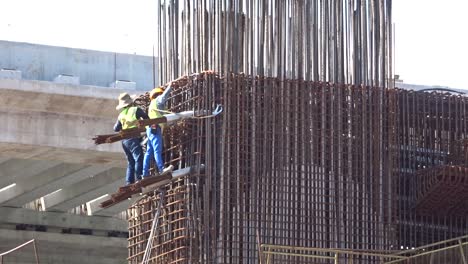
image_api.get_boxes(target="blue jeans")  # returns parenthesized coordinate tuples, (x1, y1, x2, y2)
(143, 126, 164, 176)
(122, 137, 143, 185)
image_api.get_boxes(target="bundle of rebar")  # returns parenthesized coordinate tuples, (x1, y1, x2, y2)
(154, 0, 393, 87)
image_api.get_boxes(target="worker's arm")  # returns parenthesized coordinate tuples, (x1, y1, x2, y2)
(156, 82, 173, 108)
(113, 119, 122, 132)
(136, 108, 149, 120)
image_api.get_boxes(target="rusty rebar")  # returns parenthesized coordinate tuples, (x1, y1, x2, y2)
(127, 74, 395, 263)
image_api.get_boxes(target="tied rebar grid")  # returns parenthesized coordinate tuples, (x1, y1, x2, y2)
(128, 0, 468, 262)
(128, 74, 394, 263)
(154, 0, 392, 88)
(128, 179, 192, 263)
(391, 89, 468, 256)
(128, 73, 222, 264)
(128, 0, 396, 262)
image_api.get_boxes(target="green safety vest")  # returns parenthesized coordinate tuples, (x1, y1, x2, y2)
(118, 106, 138, 129)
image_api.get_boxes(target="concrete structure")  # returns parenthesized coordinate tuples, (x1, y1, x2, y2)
(394, 75, 467, 94)
(110, 80, 137, 90)
(0, 46, 149, 261)
(0, 229, 126, 264)
(0, 69, 21, 80)
(53, 74, 80, 85)
(0, 40, 158, 90)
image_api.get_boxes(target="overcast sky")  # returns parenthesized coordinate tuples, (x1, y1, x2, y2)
(0, 0, 467, 88)
(393, 0, 468, 89)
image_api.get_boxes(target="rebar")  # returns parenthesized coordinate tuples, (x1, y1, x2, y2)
(391, 89, 468, 255)
(127, 74, 395, 263)
(125, 75, 468, 264)
(154, 0, 392, 88)
(123, 0, 468, 263)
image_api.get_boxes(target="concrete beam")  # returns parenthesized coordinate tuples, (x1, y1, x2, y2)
(0, 157, 10, 165)
(0, 228, 126, 264)
(96, 200, 134, 217)
(0, 83, 118, 120)
(3, 165, 114, 207)
(53, 74, 79, 85)
(0, 159, 62, 189)
(0, 207, 126, 232)
(0, 78, 123, 101)
(0, 143, 125, 167)
(42, 167, 125, 212)
(0, 84, 126, 154)
(0, 107, 120, 153)
(87, 195, 135, 217)
(0, 163, 86, 206)
(0, 69, 21, 79)
(110, 80, 136, 90)
(87, 195, 133, 217)
(86, 195, 110, 215)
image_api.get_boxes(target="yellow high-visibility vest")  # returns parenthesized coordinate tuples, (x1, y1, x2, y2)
(148, 99, 162, 119)
(148, 99, 166, 130)
(118, 106, 138, 129)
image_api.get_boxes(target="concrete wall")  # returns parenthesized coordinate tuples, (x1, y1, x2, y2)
(0, 40, 157, 91)
(0, 79, 123, 154)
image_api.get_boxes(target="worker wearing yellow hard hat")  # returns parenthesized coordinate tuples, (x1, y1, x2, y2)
(142, 81, 174, 177)
(150, 87, 164, 98)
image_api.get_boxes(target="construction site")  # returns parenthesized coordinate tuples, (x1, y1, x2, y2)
(1, 0, 468, 263)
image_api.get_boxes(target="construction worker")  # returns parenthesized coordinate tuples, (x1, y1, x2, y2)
(114, 93, 149, 185)
(142, 81, 174, 177)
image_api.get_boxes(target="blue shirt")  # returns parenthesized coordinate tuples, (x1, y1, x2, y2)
(155, 84, 173, 110)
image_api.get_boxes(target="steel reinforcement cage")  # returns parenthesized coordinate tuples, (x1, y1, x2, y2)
(126, 0, 468, 263)
(128, 74, 395, 263)
(127, 76, 468, 263)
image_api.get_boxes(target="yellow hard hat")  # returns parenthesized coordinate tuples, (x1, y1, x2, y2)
(150, 87, 164, 99)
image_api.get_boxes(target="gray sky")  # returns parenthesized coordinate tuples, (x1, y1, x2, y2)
(0, 0, 467, 88)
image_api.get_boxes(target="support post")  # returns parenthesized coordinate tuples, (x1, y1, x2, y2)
(459, 240, 467, 264)
(33, 240, 40, 264)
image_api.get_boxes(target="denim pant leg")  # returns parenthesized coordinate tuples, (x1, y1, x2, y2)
(129, 138, 143, 181)
(122, 139, 135, 184)
(148, 127, 164, 172)
(142, 127, 154, 177)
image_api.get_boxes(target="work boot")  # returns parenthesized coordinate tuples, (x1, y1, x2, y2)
(161, 165, 174, 175)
